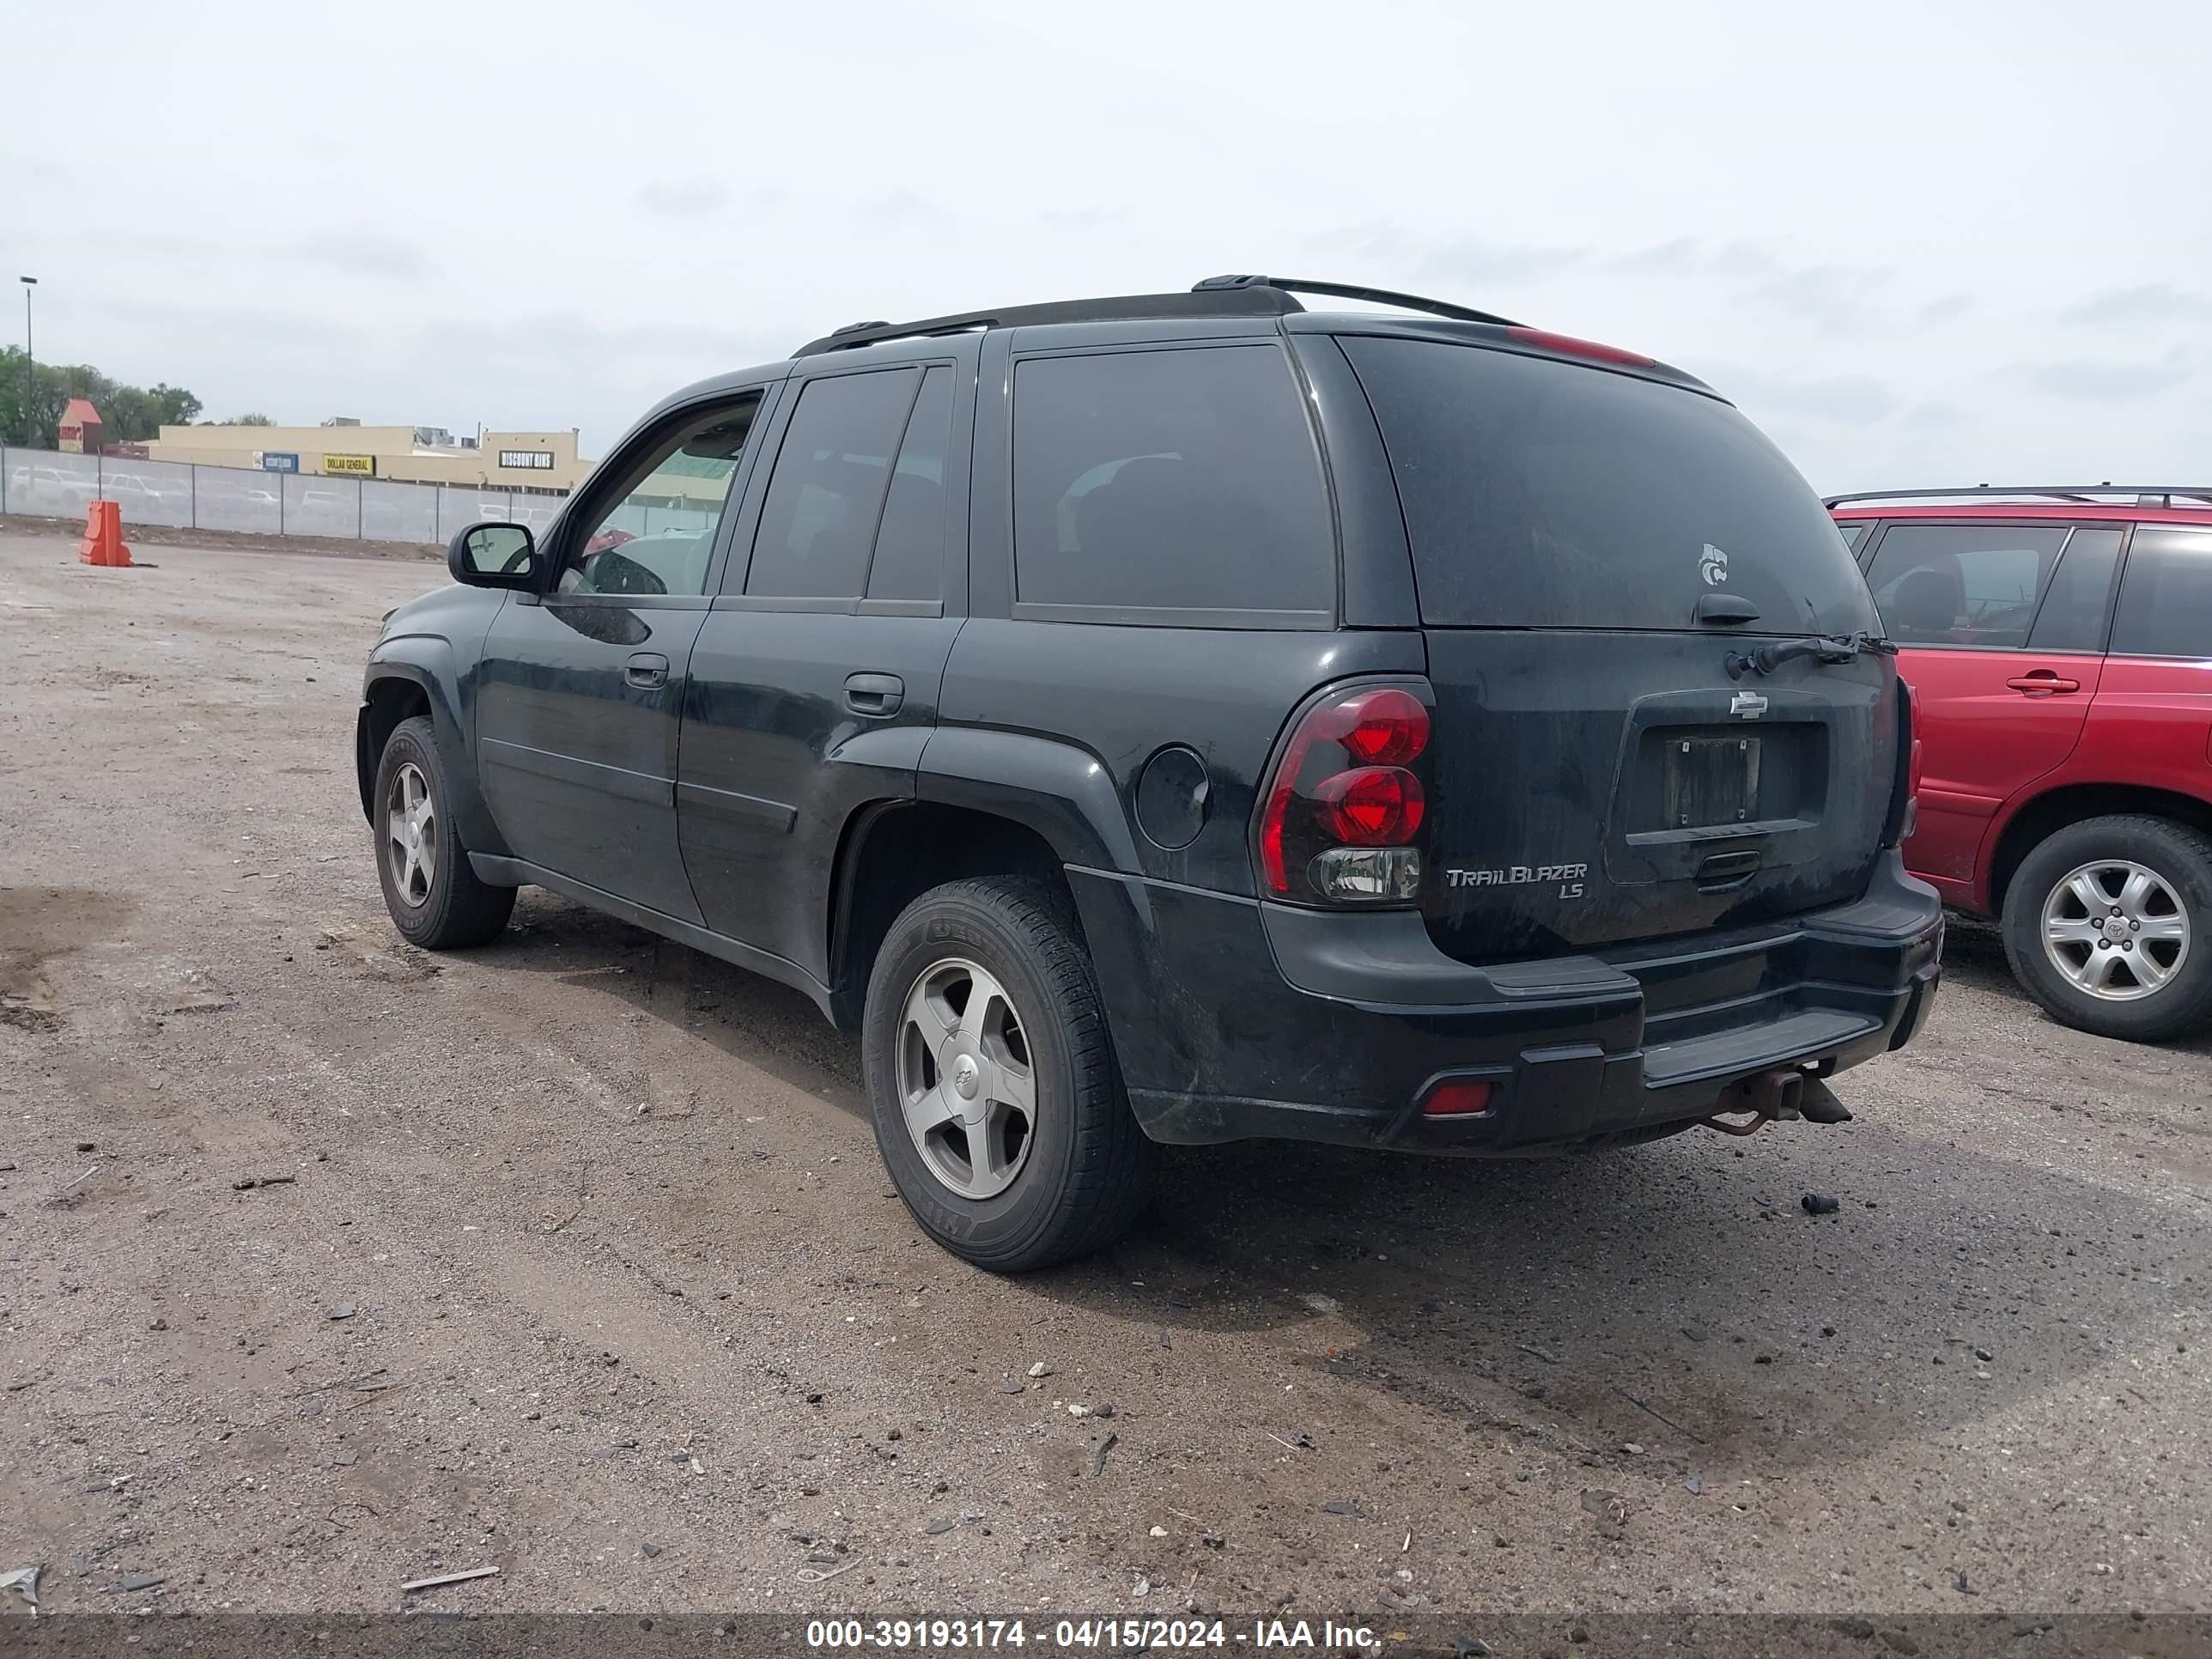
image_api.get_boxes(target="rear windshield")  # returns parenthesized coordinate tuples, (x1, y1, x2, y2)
(1341, 336, 1877, 634)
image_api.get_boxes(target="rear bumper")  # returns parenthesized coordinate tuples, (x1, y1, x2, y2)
(1069, 850, 1942, 1154)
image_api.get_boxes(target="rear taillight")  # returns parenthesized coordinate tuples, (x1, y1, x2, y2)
(1314, 766, 1425, 844)
(1258, 682, 1434, 904)
(1905, 736, 1923, 840)
(1883, 680, 1920, 848)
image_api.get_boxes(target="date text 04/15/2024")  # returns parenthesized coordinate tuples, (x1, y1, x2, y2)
(804, 1618, 1380, 1650)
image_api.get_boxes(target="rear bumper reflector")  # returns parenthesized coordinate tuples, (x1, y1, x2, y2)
(1420, 1079, 1496, 1118)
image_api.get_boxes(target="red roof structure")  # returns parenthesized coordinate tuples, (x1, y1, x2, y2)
(58, 398, 105, 454)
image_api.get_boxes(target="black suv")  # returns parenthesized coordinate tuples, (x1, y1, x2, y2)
(357, 276, 1942, 1271)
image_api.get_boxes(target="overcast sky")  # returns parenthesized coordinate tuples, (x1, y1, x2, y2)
(7, 0, 2207, 491)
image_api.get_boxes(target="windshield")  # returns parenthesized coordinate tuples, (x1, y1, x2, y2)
(1341, 336, 1878, 634)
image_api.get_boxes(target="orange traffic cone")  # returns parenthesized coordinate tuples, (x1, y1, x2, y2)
(77, 500, 134, 568)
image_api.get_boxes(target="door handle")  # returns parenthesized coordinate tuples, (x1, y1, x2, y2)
(625, 652, 670, 690)
(845, 672, 905, 716)
(2005, 672, 2081, 696)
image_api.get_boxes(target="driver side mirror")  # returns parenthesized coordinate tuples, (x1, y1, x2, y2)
(448, 521, 540, 589)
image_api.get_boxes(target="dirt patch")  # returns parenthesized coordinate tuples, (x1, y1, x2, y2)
(0, 886, 134, 1030)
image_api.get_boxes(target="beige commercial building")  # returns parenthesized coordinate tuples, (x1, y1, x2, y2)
(145, 423, 597, 495)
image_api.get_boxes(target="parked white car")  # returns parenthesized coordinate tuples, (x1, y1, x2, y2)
(27, 465, 100, 508)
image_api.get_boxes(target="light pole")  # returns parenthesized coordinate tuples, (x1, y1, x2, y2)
(17, 276, 36, 447)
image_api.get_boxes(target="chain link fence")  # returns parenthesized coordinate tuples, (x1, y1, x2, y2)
(0, 446, 567, 544)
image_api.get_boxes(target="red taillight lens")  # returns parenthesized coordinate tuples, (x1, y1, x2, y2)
(1421, 1079, 1495, 1118)
(1319, 687, 1430, 765)
(1260, 781, 1297, 894)
(1884, 680, 1922, 848)
(1314, 766, 1425, 845)
(1257, 681, 1434, 902)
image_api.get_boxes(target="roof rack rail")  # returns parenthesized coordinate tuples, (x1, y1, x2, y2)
(1825, 484, 2212, 509)
(1193, 274, 1521, 328)
(793, 285, 1303, 357)
(793, 273, 1529, 357)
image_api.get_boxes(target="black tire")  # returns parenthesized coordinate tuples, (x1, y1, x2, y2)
(2001, 813, 2212, 1042)
(372, 714, 516, 950)
(862, 876, 1155, 1272)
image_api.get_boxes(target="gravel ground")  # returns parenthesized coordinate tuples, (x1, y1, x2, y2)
(1, 530, 2206, 1621)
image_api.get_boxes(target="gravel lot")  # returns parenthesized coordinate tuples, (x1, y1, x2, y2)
(1, 529, 2207, 1622)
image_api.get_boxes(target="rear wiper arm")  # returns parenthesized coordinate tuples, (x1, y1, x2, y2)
(1727, 629, 1899, 679)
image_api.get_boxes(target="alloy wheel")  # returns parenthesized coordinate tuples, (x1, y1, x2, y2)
(894, 957, 1037, 1200)
(384, 761, 438, 907)
(2041, 858, 2189, 1001)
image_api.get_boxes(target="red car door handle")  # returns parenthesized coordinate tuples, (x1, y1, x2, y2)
(2005, 672, 2081, 695)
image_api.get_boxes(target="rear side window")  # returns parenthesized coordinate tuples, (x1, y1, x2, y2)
(1012, 344, 1334, 620)
(2112, 528, 2212, 657)
(748, 368, 919, 599)
(1865, 526, 2070, 647)
(2027, 527, 2123, 652)
(1838, 520, 1876, 555)
(867, 366, 953, 602)
(1341, 336, 1877, 634)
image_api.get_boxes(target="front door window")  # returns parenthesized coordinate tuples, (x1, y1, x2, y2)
(560, 397, 763, 598)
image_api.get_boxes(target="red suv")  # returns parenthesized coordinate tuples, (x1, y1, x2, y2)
(1831, 487, 2212, 1040)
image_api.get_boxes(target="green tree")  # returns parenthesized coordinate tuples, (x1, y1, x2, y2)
(149, 383, 202, 426)
(0, 348, 65, 447)
(228, 412, 276, 427)
(0, 347, 204, 446)
(102, 385, 159, 441)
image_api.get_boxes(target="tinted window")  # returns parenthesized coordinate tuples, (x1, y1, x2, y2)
(867, 366, 952, 602)
(2112, 528, 2212, 657)
(1838, 520, 1875, 555)
(748, 368, 918, 599)
(1012, 344, 1334, 616)
(2027, 527, 2124, 652)
(1342, 336, 1876, 633)
(559, 397, 759, 598)
(1865, 526, 2070, 647)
